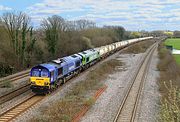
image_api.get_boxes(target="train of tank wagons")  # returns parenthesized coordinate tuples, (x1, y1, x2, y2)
(30, 37, 153, 94)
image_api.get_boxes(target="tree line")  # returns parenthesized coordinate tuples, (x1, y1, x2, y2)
(0, 12, 150, 77)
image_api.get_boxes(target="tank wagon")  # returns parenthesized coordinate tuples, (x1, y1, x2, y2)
(30, 37, 153, 94)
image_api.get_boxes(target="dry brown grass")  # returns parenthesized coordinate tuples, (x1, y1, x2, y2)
(122, 39, 155, 54)
(157, 43, 180, 122)
(30, 59, 123, 122)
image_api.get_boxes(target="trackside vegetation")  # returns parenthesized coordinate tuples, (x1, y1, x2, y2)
(157, 43, 180, 122)
(29, 59, 123, 122)
(159, 81, 180, 122)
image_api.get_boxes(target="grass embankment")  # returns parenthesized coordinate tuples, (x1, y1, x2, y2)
(30, 59, 123, 122)
(122, 39, 155, 54)
(165, 38, 180, 65)
(157, 43, 180, 122)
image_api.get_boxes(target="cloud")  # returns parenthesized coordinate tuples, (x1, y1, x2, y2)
(26, 0, 180, 30)
(0, 5, 12, 11)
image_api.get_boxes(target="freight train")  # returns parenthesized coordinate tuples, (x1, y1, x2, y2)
(30, 37, 153, 94)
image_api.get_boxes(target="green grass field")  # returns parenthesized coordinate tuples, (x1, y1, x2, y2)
(165, 38, 180, 65)
(173, 55, 180, 65)
(165, 38, 180, 50)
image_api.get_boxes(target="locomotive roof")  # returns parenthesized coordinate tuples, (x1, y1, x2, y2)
(63, 55, 81, 63)
(78, 49, 98, 57)
(33, 63, 56, 72)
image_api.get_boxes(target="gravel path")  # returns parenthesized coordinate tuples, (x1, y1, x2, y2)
(80, 53, 144, 122)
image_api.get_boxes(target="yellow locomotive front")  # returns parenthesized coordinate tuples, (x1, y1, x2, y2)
(30, 65, 51, 93)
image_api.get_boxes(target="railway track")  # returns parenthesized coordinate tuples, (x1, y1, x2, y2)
(0, 84, 30, 105)
(0, 71, 31, 106)
(113, 42, 158, 122)
(0, 94, 43, 122)
(6, 73, 29, 82)
(0, 71, 30, 88)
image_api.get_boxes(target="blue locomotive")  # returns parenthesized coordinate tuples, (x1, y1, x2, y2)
(30, 50, 99, 93)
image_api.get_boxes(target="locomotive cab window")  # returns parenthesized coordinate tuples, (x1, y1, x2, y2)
(41, 69, 49, 77)
(58, 67, 63, 75)
(31, 69, 40, 77)
(75, 61, 80, 67)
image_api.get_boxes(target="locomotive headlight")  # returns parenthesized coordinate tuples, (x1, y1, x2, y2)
(44, 82, 49, 85)
(31, 81, 36, 85)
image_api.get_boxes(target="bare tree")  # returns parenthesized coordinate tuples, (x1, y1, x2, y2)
(21, 13, 31, 65)
(75, 19, 96, 30)
(1, 12, 18, 52)
(66, 21, 76, 31)
(103, 26, 126, 41)
(41, 15, 66, 57)
(1, 12, 32, 67)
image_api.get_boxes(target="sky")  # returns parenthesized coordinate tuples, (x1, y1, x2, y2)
(0, 0, 180, 31)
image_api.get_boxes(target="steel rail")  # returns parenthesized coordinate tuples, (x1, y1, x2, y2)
(113, 42, 158, 122)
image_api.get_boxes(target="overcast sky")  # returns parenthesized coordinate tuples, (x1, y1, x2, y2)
(0, 0, 180, 31)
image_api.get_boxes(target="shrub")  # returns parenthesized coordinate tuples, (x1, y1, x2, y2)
(159, 81, 180, 122)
